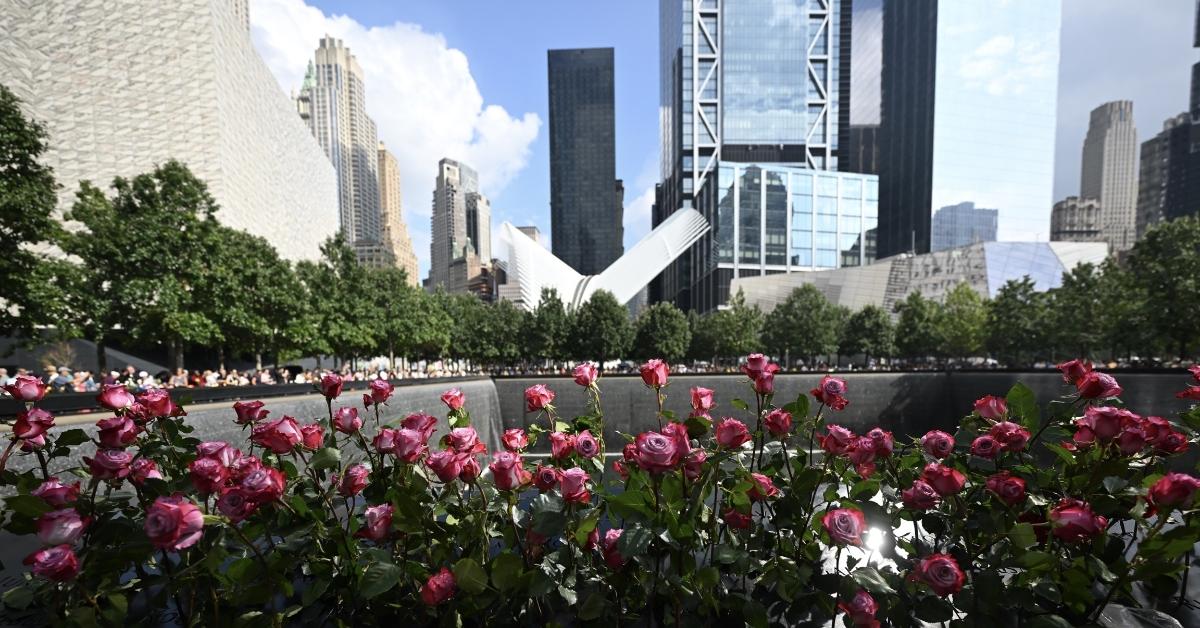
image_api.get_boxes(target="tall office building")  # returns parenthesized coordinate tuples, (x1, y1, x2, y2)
(875, 1, 1062, 258)
(843, 0, 883, 175)
(1080, 101, 1138, 251)
(654, 0, 860, 312)
(376, 142, 419, 284)
(0, 0, 338, 261)
(429, 158, 490, 292)
(466, 190, 491, 264)
(1051, 196, 1103, 243)
(930, 202, 998, 252)
(547, 48, 623, 275)
(296, 36, 383, 261)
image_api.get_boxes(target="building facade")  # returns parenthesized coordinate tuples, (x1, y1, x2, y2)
(0, 0, 339, 261)
(429, 158, 490, 292)
(1051, 196, 1103, 243)
(296, 36, 383, 261)
(875, 0, 1062, 258)
(1080, 101, 1138, 251)
(547, 48, 623, 275)
(930, 202, 998, 252)
(376, 142, 419, 284)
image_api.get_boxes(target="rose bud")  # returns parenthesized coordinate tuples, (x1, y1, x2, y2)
(748, 472, 779, 501)
(584, 527, 601, 551)
(612, 459, 629, 481)
(251, 416, 303, 454)
(820, 424, 856, 455)
(401, 413, 439, 441)
(973, 395, 1007, 420)
(622, 442, 638, 462)
(440, 388, 465, 411)
(23, 545, 79, 581)
(865, 428, 894, 458)
(426, 450, 466, 483)
(392, 428, 427, 463)
(130, 458, 164, 486)
(683, 449, 707, 482)
(822, 508, 866, 546)
(1191, 365, 1200, 382)
(337, 463, 371, 497)
(448, 427, 484, 454)
(332, 407, 363, 434)
(355, 503, 395, 541)
(901, 479, 941, 510)
(989, 421, 1031, 452)
(524, 384, 555, 412)
(299, 423, 324, 450)
(533, 465, 561, 491)
(549, 432, 576, 460)
(421, 566, 457, 606)
(20, 434, 46, 452)
(3, 374, 48, 402)
(639, 359, 670, 388)
(1056, 359, 1092, 384)
(1117, 423, 1147, 456)
(986, 472, 1027, 506)
(753, 371, 775, 395)
(145, 494, 204, 551)
(691, 386, 715, 412)
(970, 435, 999, 459)
(14, 408, 55, 440)
(489, 452, 530, 491)
(216, 488, 258, 523)
(560, 467, 591, 504)
(228, 455, 263, 482)
(913, 554, 965, 596)
(838, 589, 879, 627)
(1148, 473, 1200, 511)
(1075, 406, 1136, 442)
(921, 463, 966, 496)
(84, 448, 133, 481)
(573, 362, 598, 387)
(600, 529, 626, 569)
(811, 375, 849, 410)
(1076, 371, 1121, 399)
(95, 415, 138, 448)
(240, 467, 286, 503)
(36, 509, 89, 545)
(920, 430, 955, 459)
(722, 508, 753, 530)
(635, 430, 681, 473)
(1152, 429, 1189, 455)
(741, 354, 778, 381)
(575, 430, 600, 458)
(854, 462, 877, 479)
(1049, 498, 1107, 543)
(194, 441, 238, 467)
(501, 428, 528, 452)
(231, 400, 269, 426)
(137, 389, 178, 417)
(188, 457, 229, 495)
(368, 378, 394, 405)
(32, 478, 80, 508)
(715, 418, 752, 449)
(457, 456, 482, 483)
(1175, 386, 1200, 400)
(318, 373, 343, 400)
(96, 384, 135, 411)
(764, 408, 793, 438)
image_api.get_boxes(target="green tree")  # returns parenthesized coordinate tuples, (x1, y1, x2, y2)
(295, 235, 377, 367)
(631, 302, 692, 362)
(938, 282, 987, 361)
(1093, 259, 1154, 361)
(364, 266, 421, 371)
(839, 305, 895, 363)
(761, 284, 840, 365)
(524, 287, 569, 362)
(567, 290, 633, 365)
(1129, 217, 1200, 359)
(1044, 263, 1103, 360)
(686, 310, 717, 362)
(985, 277, 1048, 367)
(707, 290, 763, 361)
(893, 291, 943, 362)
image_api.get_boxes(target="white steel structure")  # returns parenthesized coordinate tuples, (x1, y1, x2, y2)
(499, 209, 710, 310)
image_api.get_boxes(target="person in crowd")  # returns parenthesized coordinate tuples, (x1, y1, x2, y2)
(168, 368, 188, 388)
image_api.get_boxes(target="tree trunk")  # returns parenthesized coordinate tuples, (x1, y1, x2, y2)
(168, 337, 184, 372)
(255, 351, 263, 371)
(217, 345, 226, 373)
(95, 336, 107, 376)
(389, 344, 396, 374)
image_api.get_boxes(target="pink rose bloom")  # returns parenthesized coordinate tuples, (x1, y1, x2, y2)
(846, 437, 877, 466)
(441, 388, 465, 411)
(216, 488, 258, 523)
(401, 413, 439, 441)
(741, 354, 779, 381)
(251, 416, 302, 454)
(913, 554, 965, 596)
(1175, 386, 1200, 400)
(489, 452, 530, 491)
(372, 427, 399, 455)
(573, 362, 598, 387)
(1148, 473, 1200, 511)
(130, 458, 163, 486)
(332, 407, 362, 434)
(820, 424, 856, 455)
(421, 567, 457, 606)
(1076, 371, 1121, 399)
(1153, 429, 1190, 455)
(985, 471, 1026, 506)
(196, 441, 239, 467)
(368, 378, 394, 405)
(683, 449, 707, 482)
(426, 450, 466, 483)
(457, 456, 482, 483)
(233, 400, 269, 425)
(355, 503, 395, 541)
(1117, 422, 1148, 456)
(3, 374, 47, 402)
(575, 430, 600, 458)
(188, 457, 229, 495)
(447, 426, 484, 454)
(639, 359, 669, 388)
(318, 373, 343, 400)
(145, 494, 204, 551)
(722, 508, 752, 530)
(393, 428, 428, 463)
(14, 408, 55, 440)
(84, 448, 133, 481)
(32, 478, 80, 507)
(635, 430, 681, 473)
(989, 421, 1030, 452)
(228, 455, 263, 482)
(337, 463, 371, 497)
(839, 589, 879, 627)
(748, 472, 779, 501)
(602, 529, 625, 569)
(1075, 406, 1136, 442)
(19, 434, 46, 452)
(970, 435, 999, 459)
(973, 395, 1007, 420)
(533, 465, 561, 491)
(1191, 364, 1200, 382)
(524, 384, 555, 412)
(811, 375, 849, 410)
(96, 384, 135, 411)
(661, 421, 691, 456)
(901, 479, 940, 510)
(36, 509, 89, 545)
(690, 386, 715, 412)
(137, 389, 178, 417)
(753, 371, 775, 395)
(584, 527, 600, 551)
(1049, 498, 1107, 543)
(501, 428, 528, 452)
(715, 418, 751, 449)
(560, 467, 590, 504)
(822, 508, 866, 546)
(239, 467, 286, 503)
(1056, 359, 1092, 384)
(920, 430, 955, 459)
(764, 408, 792, 437)
(550, 432, 576, 460)
(23, 545, 78, 581)
(299, 423, 324, 450)
(95, 415, 139, 448)
(866, 427, 894, 457)
(921, 463, 966, 496)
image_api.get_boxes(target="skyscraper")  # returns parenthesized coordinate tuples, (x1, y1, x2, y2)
(377, 142, 419, 285)
(297, 36, 383, 260)
(547, 48, 623, 275)
(931, 202, 998, 252)
(1080, 101, 1138, 251)
(875, 1, 1062, 258)
(429, 158, 490, 292)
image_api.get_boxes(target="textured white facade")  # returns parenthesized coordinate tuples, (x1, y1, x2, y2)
(377, 142, 419, 284)
(0, 0, 338, 261)
(1080, 101, 1139, 251)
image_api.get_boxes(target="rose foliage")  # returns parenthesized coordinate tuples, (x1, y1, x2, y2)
(2, 360, 1200, 626)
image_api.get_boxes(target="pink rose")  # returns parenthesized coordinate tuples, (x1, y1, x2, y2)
(1191, 365, 1200, 382)
(753, 371, 775, 395)
(402, 413, 439, 441)
(640, 359, 669, 388)
(811, 375, 849, 410)
(913, 554, 965, 596)
(920, 430, 955, 459)
(188, 457, 229, 495)
(392, 428, 427, 463)
(1152, 429, 1189, 455)
(723, 508, 752, 530)
(822, 508, 866, 546)
(426, 450, 466, 483)
(14, 408, 55, 440)
(421, 567, 457, 606)
(989, 421, 1030, 452)
(533, 465, 560, 491)
(970, 435, 999, 459)
(458, 456, 482, 483)
(501, 428, 528, 452)
(1049, 498, 1107, 543)
(144, 494, 204, 551)
(1076, 371, 1121, 399)
(691, 386, 715, 412)
(228, 456, 262, 482)
(23, 545, 79, 581)
(748, 472, 779, 501)
(715, 418, 751, 449)
(985, 472, 1027, 506)
(839, 589, 879, 627)
(441, 388, 465, 411)
(447, 427, 484, 454)
(239, 467, 285, 503)
(299, 423, 324, 450)
(820, 424, 856, 455)
(96, 415, 139, 448)
(130, 458, 163, 486)
(1148, 473, 1200, 510)
(584, 527, 600, 551)
(318, 373, 343, 400)
(550, 432, 576, 460)
(196, 441, 239, 467)
(489, 452, 530, 491)
(573, 362, 598, 387)
(1056, 359, 1092, 384)
(36, 508, 89, 545)
(683, 449, 707, 482)
(32, 478, 80, 507)
(332, 407, 362, 434)
(974, 395, 1007, 420)
(575, 430, 600, 458)
(84, 448, 133, 481)
(337, 463, 371, 497)
(1076, 406, 1137, 442)
(764, 409, 792, 437)
(251, 416, 302, 454)
(19, 434, 45, 451)
(233, 400, 269, 424)
(96, 384, 135, 411)
(137, 389, 178, 417)
(901, 479, 940, 510)
(921, 463, 966, 496)
(216, 488, 258, 523)
(524, 384, 555, 412)
(355, 503, 395, 541)
(3, 374, 47, 402)
(846, 437, 877, 466)
(602, 529, 625, 568)
(368, 378, 394, 405)
(741, 354, 779, 381)
(1117, 423, 1147, 456)
(635, 430, 681, 473)
(1176, 386, 1200, 400)
(560, 467, 590, 503)
(661, 421, 691, 456)
(866, 427, 894, 457)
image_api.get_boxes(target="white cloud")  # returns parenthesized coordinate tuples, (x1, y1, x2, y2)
(623, 185, 656, 249)
(248, 0, 541, 276)
(958, 34, 1055, 97)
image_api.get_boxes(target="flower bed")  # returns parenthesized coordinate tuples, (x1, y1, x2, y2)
(1, 358, 1198, 625)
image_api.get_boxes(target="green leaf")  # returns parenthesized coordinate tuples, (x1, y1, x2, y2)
(685, 413, 712, 438)
(2, 586, 33, 610)
(1029, 615, 1074, 628)
(308, 447, 340, 471)
(55, 429, 90, 447)
(617, 526, 653, 558)
(453, 558, 488, 594)
(360, 561, 402, 599)
(914, 598, 954, 623)
(850, 479, 880, 500)
(1005, 381, 1039, 426)
(6, 494, 51, 517)
(731, 398, 750, 411)
(490, 553, 524, 592)
(578, 591, 607, 621)
(850, 567, 895, 595)
(1009, 522, 1038, 550)
(1043, 443, 1076, 465)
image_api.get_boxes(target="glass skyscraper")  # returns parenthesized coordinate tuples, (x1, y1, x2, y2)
(930, 202, 998, 252)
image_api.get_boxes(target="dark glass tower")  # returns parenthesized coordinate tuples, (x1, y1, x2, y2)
(548, 47, 623, 275)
